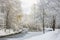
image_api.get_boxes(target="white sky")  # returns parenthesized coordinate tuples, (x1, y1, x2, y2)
(20, 0, 37, 15)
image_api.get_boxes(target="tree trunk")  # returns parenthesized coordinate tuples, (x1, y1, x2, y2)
(43, 9, 45, 33)
(52, 15, 56, 31)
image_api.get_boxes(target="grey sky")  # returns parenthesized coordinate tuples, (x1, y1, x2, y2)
(20, 0, 37, 15)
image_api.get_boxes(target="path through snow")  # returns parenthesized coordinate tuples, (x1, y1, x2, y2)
(24, 29, 60, 40)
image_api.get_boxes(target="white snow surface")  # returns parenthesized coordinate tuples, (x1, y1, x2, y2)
(0, 29, 22, 36)
(24, 29, 60, 40)
(0, 29, 60, 40)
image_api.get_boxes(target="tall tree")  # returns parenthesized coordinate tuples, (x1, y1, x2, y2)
(0, 0, 23, 31)
(52, 15, 56, 31)
(42, 8, 45, 33)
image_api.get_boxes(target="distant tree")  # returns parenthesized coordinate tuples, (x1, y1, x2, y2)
(29, 4, 42, 31)
(52, 15, 56, 31)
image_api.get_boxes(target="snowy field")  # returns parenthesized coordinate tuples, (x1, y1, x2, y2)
(24, 29, 60, 40)
(0, 28, 60, 40)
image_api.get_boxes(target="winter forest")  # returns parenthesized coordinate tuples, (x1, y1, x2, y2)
(0, 0, 60, 40)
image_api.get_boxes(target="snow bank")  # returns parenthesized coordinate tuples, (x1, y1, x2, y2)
(0, 29, 22, 36)
(24, 29, 60, 40)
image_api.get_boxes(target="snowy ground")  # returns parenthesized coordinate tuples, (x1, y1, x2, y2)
(0, 28, 60, 40)
(0, 28, 52, 37)
(0, 28, 23, 36)
(24, 29, 60, 40)
(4, 29, 59, 40)
(0, 32, 43, 40)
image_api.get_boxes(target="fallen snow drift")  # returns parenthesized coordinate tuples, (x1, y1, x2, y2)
(0, 29, 22, 36)
(24, 29, 60, 40)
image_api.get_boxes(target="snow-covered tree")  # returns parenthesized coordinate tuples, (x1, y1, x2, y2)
(0, 0, 23, 31)
(29, 3, 42, 31)
(7, 0, 23, 31)
(38, 0, 60, 28)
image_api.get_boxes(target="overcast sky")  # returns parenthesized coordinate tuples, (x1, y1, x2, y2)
(20, 0, 37, 15)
